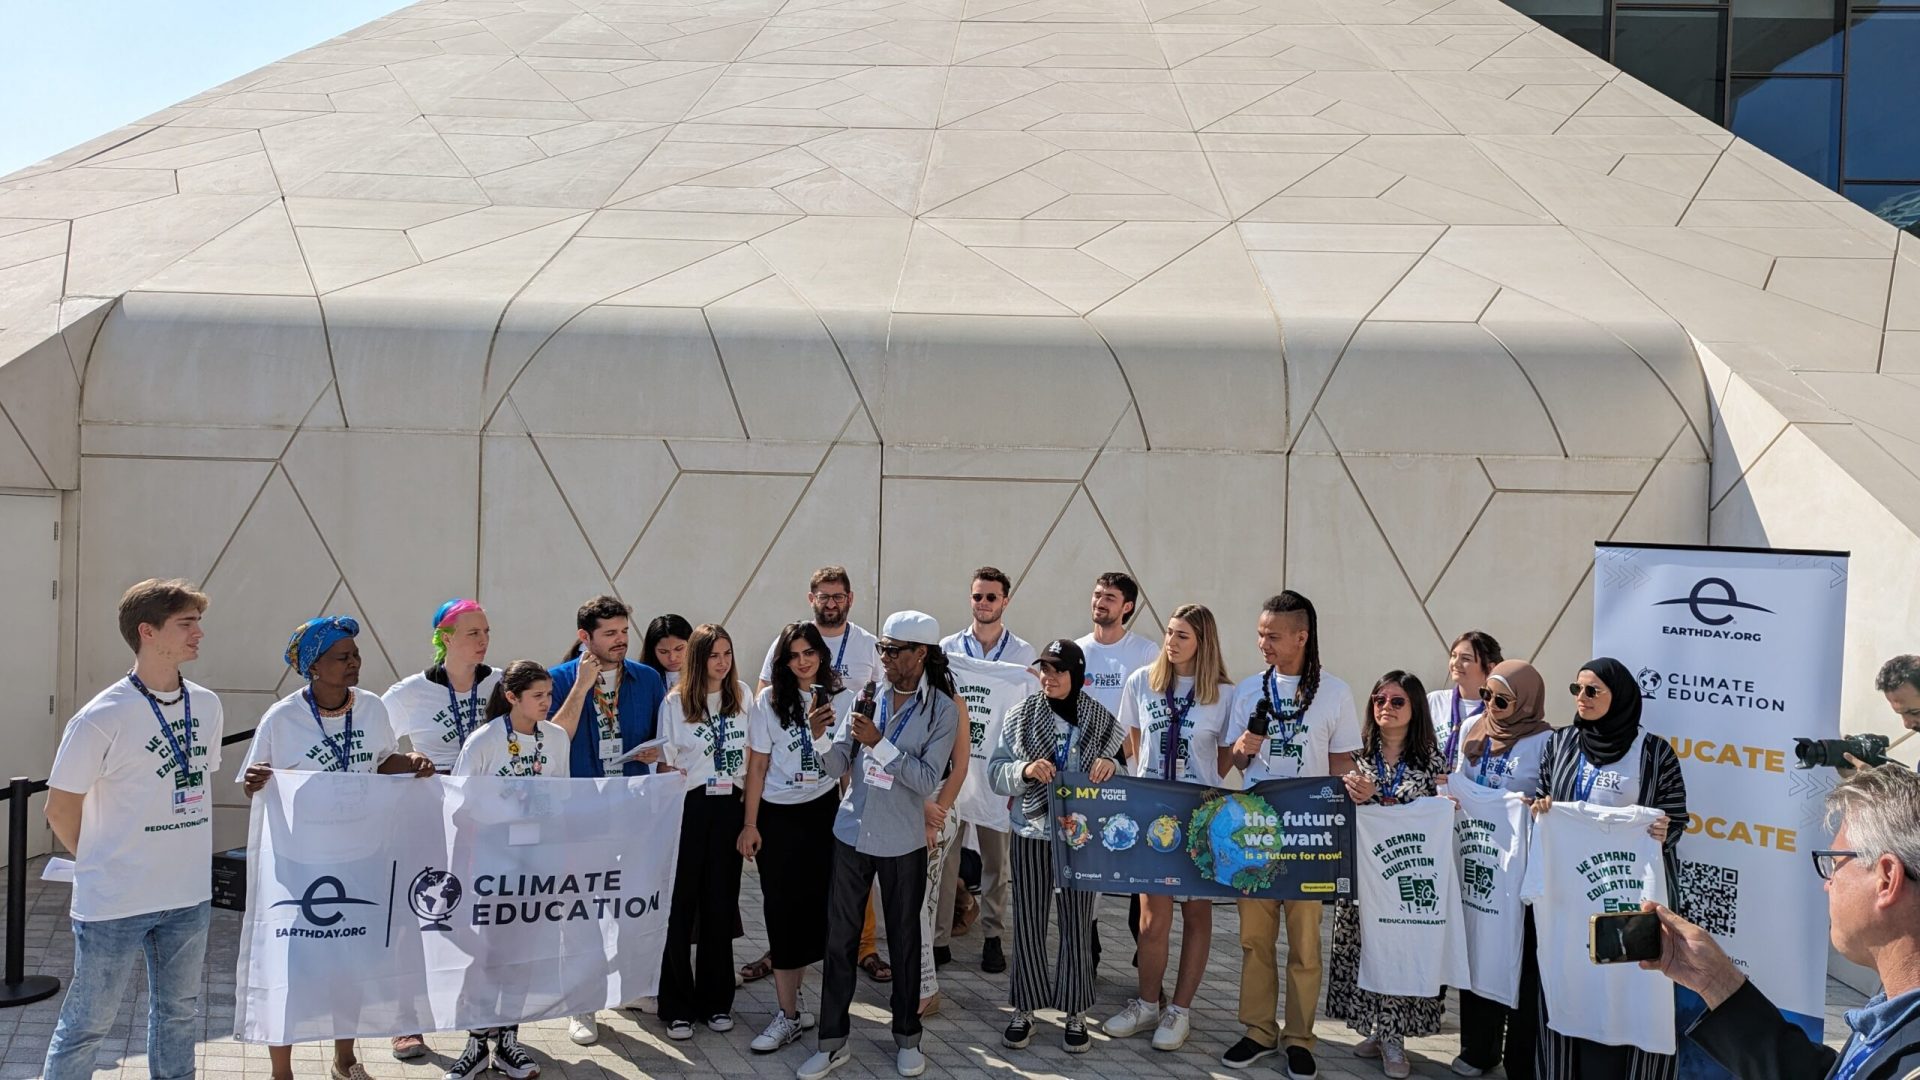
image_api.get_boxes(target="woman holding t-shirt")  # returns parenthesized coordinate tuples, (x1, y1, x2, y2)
(1527, 658, 1686, 1080)
(1430, 630, 1501, 772)
(739, 622, 846, 1053)
(1449, 659, 1552, 1078)
(1105, 604, 1233, 1052)
(239, 617, 436, 1080)
(656, 624, 753, 1040)
(1327, 671, 1447, 1080)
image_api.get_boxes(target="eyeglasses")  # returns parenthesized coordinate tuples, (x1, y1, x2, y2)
(1478, 687, 1514, 710)
(811, 592, 850, 604)
(1812, 849, 1920, 882)
(875, 643, 919, 659)
(1371, 694, 1408, 709)
(970, 593, 1003, 603)
(1569, 683, 1605, 700)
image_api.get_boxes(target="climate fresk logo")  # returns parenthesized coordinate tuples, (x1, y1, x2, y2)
(272, 875, 377, 938)
(1653, 577, 1772, 641)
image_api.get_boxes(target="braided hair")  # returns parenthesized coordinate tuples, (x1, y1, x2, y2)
(1263, 591, 1321, 714)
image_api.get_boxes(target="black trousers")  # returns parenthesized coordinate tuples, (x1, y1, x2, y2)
(1459, 907, 1541, 1077)
(660, 789, 744, 1023)
(818, 839, 927, 1051)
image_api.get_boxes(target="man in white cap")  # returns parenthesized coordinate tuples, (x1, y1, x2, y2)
(797, 612, 961, 1080)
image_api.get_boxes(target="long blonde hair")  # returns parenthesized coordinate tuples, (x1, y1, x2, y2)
(1148, 603, 1229, 705)
(678, 623, 745, 723)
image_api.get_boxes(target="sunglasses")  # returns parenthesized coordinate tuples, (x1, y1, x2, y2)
(1477, 687, 1514, 710)
(1569, 683, 1605, 700)
(1371, 694, 1408, 709)
(875, 643, 919, 659)
(970, 593, 1003, 603)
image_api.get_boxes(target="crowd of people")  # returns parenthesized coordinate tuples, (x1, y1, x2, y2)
(34, 568, 1920, 1080)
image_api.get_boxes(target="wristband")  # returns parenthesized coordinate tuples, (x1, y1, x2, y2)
(743, 822, 758, 829)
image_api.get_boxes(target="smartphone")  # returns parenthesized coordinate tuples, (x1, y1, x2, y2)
(811, 684, 833, 712)
(1588, 911, 1661, 964)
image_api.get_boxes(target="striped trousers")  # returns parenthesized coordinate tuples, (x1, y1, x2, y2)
(1009, 834, 1096, 1016)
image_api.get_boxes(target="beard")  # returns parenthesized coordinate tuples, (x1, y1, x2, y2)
(814, 607, 847, 630)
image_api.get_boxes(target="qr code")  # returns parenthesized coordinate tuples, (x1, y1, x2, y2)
(1679, 860, 1739, 936)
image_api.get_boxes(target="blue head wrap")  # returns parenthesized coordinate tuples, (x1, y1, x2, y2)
(285, 616, 360, 680)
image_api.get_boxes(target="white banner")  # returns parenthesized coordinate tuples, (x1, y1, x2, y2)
(1592, 542, 1846, 1047)
(235, 771, 684, 1044)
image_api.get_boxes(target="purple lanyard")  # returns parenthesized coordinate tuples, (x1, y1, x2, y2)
(1161, 686, 1194, 780)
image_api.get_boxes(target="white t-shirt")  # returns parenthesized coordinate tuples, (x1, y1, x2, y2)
(660, 685, 752, 795)
(381, 667, 501, 771)
(1354, 797, 1471, 997)
(948, 654, 1041, 830)
(454, 718, 570, 778)
(1452, 729, 1552, 796)
(1522, 801, 1674, 1053)
(1451, 778, 1532, 1007)
(1427, 686, 1486, 771)
(748, 685, 844, 806)
(940, 626, 1038, 669)
(48, 677, 225, 922)
(1572, 739, 1646, 807)
(1224, 668, 1362, 783)
(760, 622, 878, 689)
(1118, 669, 1232, 786)
(1075, 630, 1159, 718)
(237, 687, 397, 777)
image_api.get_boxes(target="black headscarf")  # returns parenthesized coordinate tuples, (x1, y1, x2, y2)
(1038, 638, 1086, 722)
(1575, 657, 1642, 766)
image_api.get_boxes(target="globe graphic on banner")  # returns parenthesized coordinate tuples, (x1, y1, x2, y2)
(1059, 812, 1094, 849)
(1188, 792, 1285, 893)
(1101, 813, 1139, 852)
(409, 868, 463, 928)
(1147, 814, 1182, 852)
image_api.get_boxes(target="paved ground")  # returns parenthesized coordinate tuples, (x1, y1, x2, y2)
(1, 854, 1864, 1079)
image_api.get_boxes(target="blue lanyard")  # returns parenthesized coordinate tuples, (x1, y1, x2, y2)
(1834, 1030, 1890, 1080)
(1573, 750, 1601, 801)
(963, 628, 1010, 662)
(1262, 668, 1304, 744)
(878, 688, 920, 745)
(1476, 743, 1515, 786)
(303, 688, 357, 772)
(1373, 750, 1407, 801)
(1161, 685, 1194, 780)
(501, 716, 543, 773)
(127, 673, 194, 779)
(447, 677, 479, 744)
(796, 703, 821, 771)
(828, 628, 851, 675)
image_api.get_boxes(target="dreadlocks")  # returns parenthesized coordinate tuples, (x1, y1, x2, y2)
(1263, 590, 1321, 714)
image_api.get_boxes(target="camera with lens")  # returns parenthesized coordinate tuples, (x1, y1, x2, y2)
(1793, 733, 1891, 769)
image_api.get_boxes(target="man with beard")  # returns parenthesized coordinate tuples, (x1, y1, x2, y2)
(759, 565, 878, 692)
(1075, 571, 1158, 973)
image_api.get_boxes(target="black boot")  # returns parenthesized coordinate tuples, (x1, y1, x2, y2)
(981, 936, 1006, 974)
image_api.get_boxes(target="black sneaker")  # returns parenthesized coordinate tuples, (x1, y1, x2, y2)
(1064, 1015, 1091, 1054)
(933, 945, 952, 968)
(492, 1028, 540, 1079)
(1091, 927, 1103, 970)
(981, 936, 1006, 974)
(443, 1034, 488, 1080)
(1221, 1037, 1278, 1069)
(1002, 1013, 1034, 1050)
(1285, 1045, 1319, 1079)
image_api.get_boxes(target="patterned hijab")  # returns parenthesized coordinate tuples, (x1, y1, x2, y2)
(1463, 659, 1550, 764)
(285, 616, 359, 680)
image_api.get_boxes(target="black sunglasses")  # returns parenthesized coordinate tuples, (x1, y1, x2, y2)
(1569, 683, 1604, 700)
(1478, 686, 1514, 710)
(1371, 694, 1408, 709)
(875, 643, 920, 659)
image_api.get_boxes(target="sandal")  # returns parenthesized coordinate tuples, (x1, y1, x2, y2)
(740, 953, 774, 983)
(858, 952, 893, 983)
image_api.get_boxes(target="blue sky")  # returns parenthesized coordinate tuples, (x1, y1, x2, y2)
(0, 1, 403, 177)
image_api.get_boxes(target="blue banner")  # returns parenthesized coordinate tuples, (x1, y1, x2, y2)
(1048, 772, 1355, 900)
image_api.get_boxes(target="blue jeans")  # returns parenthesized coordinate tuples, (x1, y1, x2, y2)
(44, 901, 210, 1080)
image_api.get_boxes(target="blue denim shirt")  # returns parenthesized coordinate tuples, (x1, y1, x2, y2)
(548, 658, 666, 779)
(1838, 987, 1920, 1078)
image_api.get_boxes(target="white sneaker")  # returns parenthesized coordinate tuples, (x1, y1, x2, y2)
(796, 1048, 849, 1080)
(1151, 1006, 1190, 1051)
(707, 1013, 735, 1033)
(1104, 996, 1163, 1038)
(896, 1047, 926, 1077)
(567, 1013, 598, 1045)
(623, 995, 658, 1015)
(751, 1011, 807, 1053)
(1383, 1042, 1411, 1079)
(1354, 1038, 1381, 1059)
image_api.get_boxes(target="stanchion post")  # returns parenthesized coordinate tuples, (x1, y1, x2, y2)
(1, 775, 61, 1007)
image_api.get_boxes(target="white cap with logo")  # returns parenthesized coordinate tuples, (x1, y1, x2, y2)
(880, 610, 941, 647)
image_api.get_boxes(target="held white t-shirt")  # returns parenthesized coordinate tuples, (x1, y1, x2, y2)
(1522, 801, 1674, 1053)
(948, 654, 1041, 830)
(940, 627, 1038, 669)
(1224, 668, 1362, 783)
(760, 622, 878, 689)
(1451, 778, 1532, 1007)
(1118, 669, 1232, 786)
(381, 668, 501, 771)
(1075, 631, 1159, 718)
(1452, 729, 1552, 796)
(748, 685, 844, 806)
(660, 686, 752, 795)
(239, 687, 397, 777)
(454, 718, 570, 778)
(1428, 687, 1486, 772)
(48, 678, 225, 922)
(1354, 797, 1471, 997)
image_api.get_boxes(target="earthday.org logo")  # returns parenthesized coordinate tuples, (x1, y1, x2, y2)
(1653, 577, 1773, 642)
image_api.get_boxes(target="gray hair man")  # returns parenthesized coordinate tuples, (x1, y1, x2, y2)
(1644, 763, 1920, 1079)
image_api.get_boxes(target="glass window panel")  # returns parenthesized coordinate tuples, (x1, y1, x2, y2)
(1504, 0, 1607, 56)
(1844, 11, 1920, 180)
(1843, 183, 1920, 234)
(1731, 0, 1843, 73)
(1613, 9, 1730, 122)
(1730, 77, 1841, 187)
